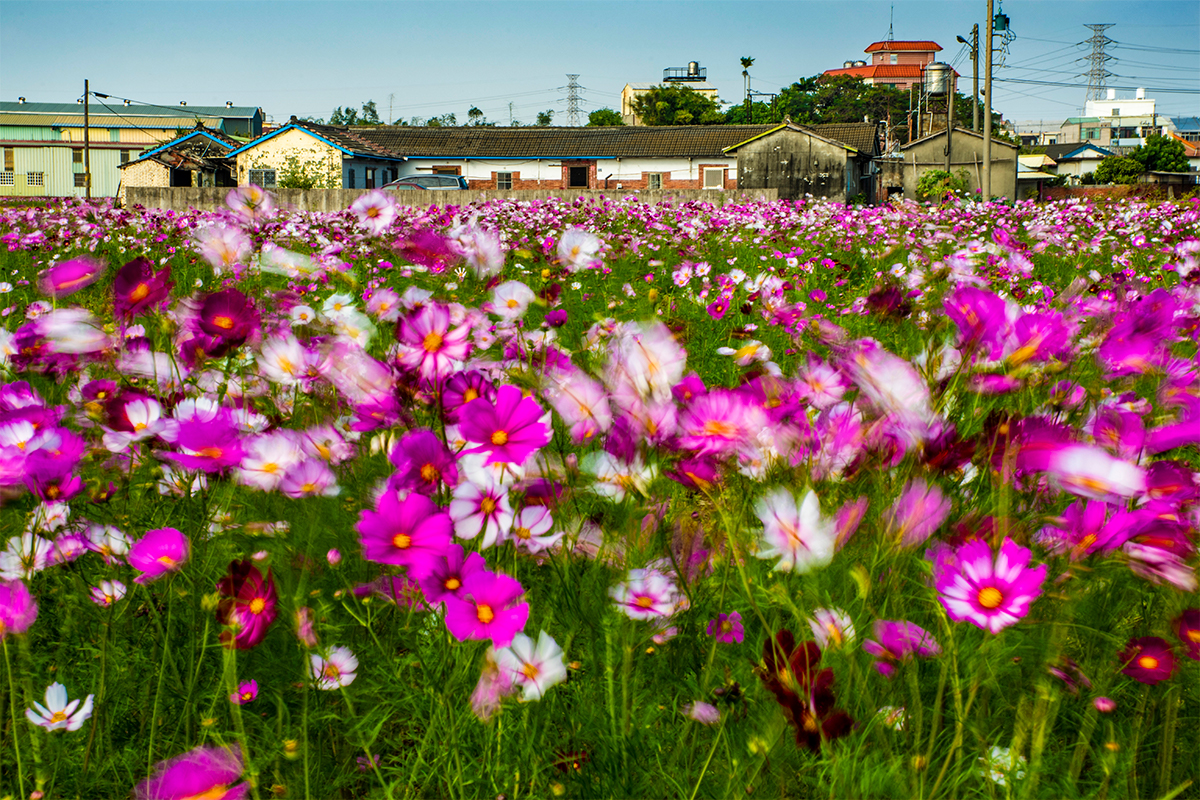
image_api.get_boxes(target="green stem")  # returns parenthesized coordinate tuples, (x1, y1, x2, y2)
(146, 587, 173, 776)
(687, 718, 725, 800)
(4, 637, 26, 800)
(1126, 685, 1150, 800)
(1157, 684, 1179, 797)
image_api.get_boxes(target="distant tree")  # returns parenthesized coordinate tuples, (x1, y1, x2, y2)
(630, 85, 723, 126)
(1095, 155, 1145, 185)
(329, 101, 380, 126)
(1132, 134, 1188, 173)
(468, 106, 485, 125)
(536, 110, 555, 126)
(359, 101, 380, 125)
(424, 113, 458, 128)
(587, 108, 624, 126)
(723, 101, 777, 124)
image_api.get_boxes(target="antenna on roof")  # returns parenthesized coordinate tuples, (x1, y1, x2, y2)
(887, 4, 894, 41)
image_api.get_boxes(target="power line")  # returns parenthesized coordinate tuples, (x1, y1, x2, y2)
(1083, 24, 1116, 103)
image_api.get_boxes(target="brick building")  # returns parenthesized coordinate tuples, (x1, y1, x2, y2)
(823, 41, 943, 90)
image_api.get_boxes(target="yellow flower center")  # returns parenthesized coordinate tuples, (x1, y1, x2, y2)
(1137, 655, 1159, 670)
(249, 598, 266, 615)
(422, 331, 443, 353)
(702, 420, 736, 438)
(300, 482, 316, 493)
(420, 463, 439, 483)
(444, 577, 461, 591)
(130, 283, 150, 302)
(635, 596, 655, 609)
(463, 388, 479, 402)
(522, 663, 540, 680)
(480, 497, 497, 515)
(157, 555, 176, 568)
(392, 533, 412, 549)
(212, 315, 234, 330)
(1187, 630, 1200, 643)
(515, 527, 532, 540)
(181, 783, 235, 800)
(491, 430, 509, 446)
(477, 604, 495, 624)
(720, 620, 733, 634)
(323, 665, 341, 681)
(977, 587, 1003, 609)
(198, 446, 224, 459)
(506, 298, 520, 308)
(49, 710, 68, 723)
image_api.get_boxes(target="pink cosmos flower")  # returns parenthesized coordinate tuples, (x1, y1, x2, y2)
(279, 459, 341, 499)
(0, 579, 37, 639)
(676, 389, 768, 456)
(160, 407, 244, 474)
(754, 488, 836, 573)
(357, 491, 453, 579)
(416, 544, 488, 605)
(443, 570, 529, 647)
(886, 479, 951, 549)
(451, 224, 505, 278)
(546, 371, 613, 445)
(459, 385, 551, 466)
(112, 257, 173, 321)
(494, 629, 568, 701)
(350, 190, 397, 236)
(557, 229, 602, 271)
(809, 608, 855, 649)
(38, 256, 105, 299)
(388, 429, 458, 495)
(609, 569, 678, 620)
(470, 647, 515, 721)
(510, 506, 561, 553)
(194, 225, 252, 275)
(1174, 609, 1200, 661)
(395, 304, 472, 383)
(135, 744, 247, 800)
(682, 701, 720, 726)
(489, 281, 536, 321)
(935, 538, 1046, 634)
(89, 580, 126, 607)
(1045, 444, 1146, 501)
(226, 184, 274, 220)
(863, 620, 940, 678)
(707, 611, 744, 644)
(216, 560, 278, 650)
(128, 528, 189, 584)
(229, 680, 258, 705)
(26, 682, 94, 731)
(1118, 636, 1176, 684)
(310, 646, 358, 690)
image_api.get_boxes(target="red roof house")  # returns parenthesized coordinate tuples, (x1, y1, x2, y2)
(824, 40, 943, 90)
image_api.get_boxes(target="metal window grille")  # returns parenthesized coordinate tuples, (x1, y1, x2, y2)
(647, 173, 663, 190)
(27, 172, 44, 187)
(248, 169, 277, 188)
(72, 149, 83, 164)
(703, 168, 724, 189)
(120, 150, 131, 164)
(0, 172, 14, 186)
(74, 173, 87, 188)
(496, 172, 513, 190)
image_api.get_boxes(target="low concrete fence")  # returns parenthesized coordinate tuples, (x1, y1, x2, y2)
(126, 187, 779, 212)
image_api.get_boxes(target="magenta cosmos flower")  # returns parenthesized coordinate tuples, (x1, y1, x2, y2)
(0, 578, 38, 638)
(416, 544, 488, 605)
(128, 528, 189, 584)
(216, 560, 278, 649)
(863, 620, 940, 678)
(113, 257, 173, 321)
(443, 570, 529, 648)
(886, 479, 951, 549)
(1174, 609, 1200, 660)
(1118, 636, 1176, 684)
(395, 304, 472, 383)
(356, 491, 453, 579)
(229, 679, 258, 705)
(135, 744, 247, 800)
(198, 288, 259, 349)
(935, 538, 1046, 634)
(707, 611, 744, 643)
(459, 385, 552, 466)
(609, 569, 678, 620)
(388, 428, 458, 495)
(38, 256, 105, 299)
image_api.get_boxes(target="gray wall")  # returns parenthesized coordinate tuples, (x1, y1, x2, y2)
(900, 130, 1019, 201)
(734, 130, 855, 201)
(125, 187, 779, 212)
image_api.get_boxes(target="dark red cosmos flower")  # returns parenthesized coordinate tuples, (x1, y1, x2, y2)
(755, 629, 853, 752)
(387, 428, 458, 495)
(1172, 609, 1200, 661)
(198, 289, 258, 348)
(216, 560, 278, 650)
(113, 257, 174, 321)
(1118, 636, 1177, 684)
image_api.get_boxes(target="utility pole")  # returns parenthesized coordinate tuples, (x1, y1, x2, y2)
(83, 79, 91, 199)
(945, 72, 956, 173)
(982, 0, 993, 201)
(958, 25, 979, 131)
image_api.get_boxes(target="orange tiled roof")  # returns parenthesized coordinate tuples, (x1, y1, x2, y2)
(822, 64, 930, 80)
(864, 40, 942, 52)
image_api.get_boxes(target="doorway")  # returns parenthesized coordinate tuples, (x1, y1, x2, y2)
(569, 166, 589, 188)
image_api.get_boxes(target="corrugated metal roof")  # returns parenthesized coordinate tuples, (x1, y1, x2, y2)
(721, 122, 879, 156)
(351, 125, 778, 158)
(0, 101, 260, 118)
(864, 40, 942, 52)
(1, 113, 222, 129)
(227, 122, 404, 161)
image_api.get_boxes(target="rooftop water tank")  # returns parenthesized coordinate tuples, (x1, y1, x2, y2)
(924, 62, 952, 96)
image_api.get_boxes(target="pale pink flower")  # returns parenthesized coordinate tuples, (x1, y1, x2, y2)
(494, 630, 567, 701)
(754, 488, 835, 573)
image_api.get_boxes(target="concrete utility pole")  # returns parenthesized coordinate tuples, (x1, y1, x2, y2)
(958, 25, 980, 131)
(83, 79, 91, 199)
(945, 73, 956, 173)
(982, 0, 993, 201)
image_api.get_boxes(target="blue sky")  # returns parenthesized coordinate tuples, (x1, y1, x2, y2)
(2, 0, 1197, 125)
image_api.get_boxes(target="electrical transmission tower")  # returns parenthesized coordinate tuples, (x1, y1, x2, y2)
(565, 74, 582, 126)
(1082, 23, 1116, 102)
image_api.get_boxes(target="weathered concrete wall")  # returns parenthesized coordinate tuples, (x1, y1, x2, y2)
(126, 186, 779, 212)
(735, 129, 851, 201)
(235, 128, 342, 188)
(900, 130, 1018, 200)
(117, 159, 170, 206)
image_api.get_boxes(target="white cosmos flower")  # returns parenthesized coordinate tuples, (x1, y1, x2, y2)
(495, 630, 567, 701)
(754, 488, 835, 573)
(26, 683, 94, 732)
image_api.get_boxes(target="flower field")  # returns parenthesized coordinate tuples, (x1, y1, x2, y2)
(0, 190, 1197, 799)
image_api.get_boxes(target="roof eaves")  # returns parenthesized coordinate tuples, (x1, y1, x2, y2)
(721, 122, 790, 153)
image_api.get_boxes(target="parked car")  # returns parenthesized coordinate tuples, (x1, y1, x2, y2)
(381, 175, 468, 191)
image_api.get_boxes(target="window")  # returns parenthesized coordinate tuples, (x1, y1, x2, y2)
(0, 172, 14, 186)
(432, 166, 461, 175)
(496, 172, 513, 190)
(74, 173, 87, 188)
(348, 169, 355, 189)
(890, 54, 898, 65)
(1083, 128, 1099, 140)
(27, 172, 44, 187)
(388, 168, 397, 182)
(646, 173, 663, 190)
(3, 148, 12, 171)
(110, 129, 120, 142)
(248, 168, 277, 188)
(1111, 108, 1120, 117)
(365, 168, 376, 189)
(72, 149, 83, 164)
(120, 150, 131, 164)
(703, 168, 725, 189)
